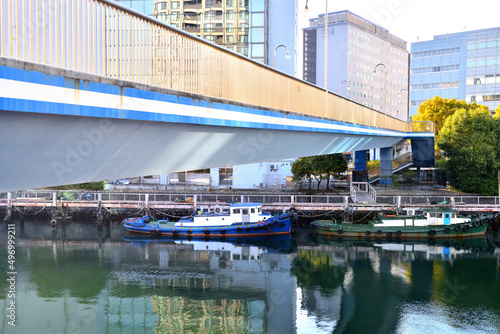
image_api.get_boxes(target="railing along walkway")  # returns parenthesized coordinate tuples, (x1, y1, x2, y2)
(2, 190, 498, 212)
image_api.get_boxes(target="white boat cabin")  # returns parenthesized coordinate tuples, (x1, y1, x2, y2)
(175, 203, 271, 227)
(376, 208, 470, 227)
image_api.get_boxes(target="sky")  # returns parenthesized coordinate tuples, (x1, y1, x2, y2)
(299, 0, 500, 46)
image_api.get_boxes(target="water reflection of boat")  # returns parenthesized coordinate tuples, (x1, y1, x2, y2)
(314, 234, 494, 257)
(123, 233, 292, 253)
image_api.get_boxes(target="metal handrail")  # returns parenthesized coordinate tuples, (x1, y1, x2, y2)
(0, 0, 413, 132)
(3, 190, 500, 207)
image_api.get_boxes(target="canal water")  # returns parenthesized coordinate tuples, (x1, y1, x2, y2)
(2, 220, 500, 334)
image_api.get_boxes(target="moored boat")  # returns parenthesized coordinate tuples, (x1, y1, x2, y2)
(123, 202, 292, 237)
(312, 208, 493, 239)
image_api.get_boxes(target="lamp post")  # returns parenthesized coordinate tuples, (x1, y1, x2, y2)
(273, 44, 291, 68)
(305, 0, 328, 117)
(398, 88, 408, 122)
(339, 80, 350, 96)
(373, 63, 387, 127)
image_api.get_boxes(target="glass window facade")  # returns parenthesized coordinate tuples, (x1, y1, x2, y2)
(410, 27, 500, 116)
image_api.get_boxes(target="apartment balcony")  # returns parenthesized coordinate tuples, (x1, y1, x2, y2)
(183, 3, 202, 11)
(203, 27, 224, 34)
(185, 27, 202, 34)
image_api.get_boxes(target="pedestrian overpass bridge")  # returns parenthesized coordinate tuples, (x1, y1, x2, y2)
(0, 0, 434, 192)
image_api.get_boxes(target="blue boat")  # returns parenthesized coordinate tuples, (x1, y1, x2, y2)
(122, 202, 292, 237)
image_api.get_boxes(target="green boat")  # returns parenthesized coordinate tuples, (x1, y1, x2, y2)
(312, 208, 493, 239)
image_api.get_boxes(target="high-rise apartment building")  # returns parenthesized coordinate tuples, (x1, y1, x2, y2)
(410, 27, 500, 116)
(303, 10, 409, 120)
(114, 0, 297, 75)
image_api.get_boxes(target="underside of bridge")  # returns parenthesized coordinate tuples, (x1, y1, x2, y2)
(0, 110, 406, 192)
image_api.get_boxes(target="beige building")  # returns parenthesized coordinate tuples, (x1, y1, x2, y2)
(152, 0, 252, 57)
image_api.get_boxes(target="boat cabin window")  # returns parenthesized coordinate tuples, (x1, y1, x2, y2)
(251, 208, 255, 213)
(429, 213, 443, 218)
(242, 209, 249, 215)
(258, 207, 262, 213)
(233, 209, 240, 214)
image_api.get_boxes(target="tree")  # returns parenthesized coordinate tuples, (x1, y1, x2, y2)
(322, 154, 348, 188)
(438, 107, 500, 195)
(291, 154, 348, 190)
(291, 156, 315, 190)
(413, 96, 489, 136)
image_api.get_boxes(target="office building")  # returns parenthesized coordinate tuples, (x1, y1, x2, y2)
(410, 27, 500, 116)
(303, 10, 409, 120)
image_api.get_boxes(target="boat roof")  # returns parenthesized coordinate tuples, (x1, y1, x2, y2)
(421, 207, 458, 213)
(229, 202, 262, 208)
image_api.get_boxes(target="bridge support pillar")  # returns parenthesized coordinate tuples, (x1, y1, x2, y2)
(379, 147, 393, 185)
(354, 150, 367, 171)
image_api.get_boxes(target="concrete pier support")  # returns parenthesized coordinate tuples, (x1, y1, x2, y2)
(379, 147, 393, 185)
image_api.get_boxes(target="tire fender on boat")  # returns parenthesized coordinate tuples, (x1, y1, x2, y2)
(454, 225, 461, 232)
(187, 229, 193, 234)
(395, 230, 402, 236)
(428, 229, 437, 236)
(337, 229, 343, 234)
(473, 220, 480, 227)
(376, 230, 383, 236)
(365, 231, 371, 236)
(220, 229, 226, 235)
(462, 224, 470, 232)
(237, 227, 242, 233)
(444, 227, 451, 234)
(204, 229, 210, 235)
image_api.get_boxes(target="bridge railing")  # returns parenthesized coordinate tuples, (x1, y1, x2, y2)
(0, 0, 415, 132)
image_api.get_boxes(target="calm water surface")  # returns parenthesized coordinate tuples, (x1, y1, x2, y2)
(1, 220, 500, 333)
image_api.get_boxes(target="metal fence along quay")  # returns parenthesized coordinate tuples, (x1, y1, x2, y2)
(1, 190, 499, 212)
(0, 0, 433, 133)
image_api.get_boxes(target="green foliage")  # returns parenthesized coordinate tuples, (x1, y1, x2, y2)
(367, 160, 380, 170)
(291, 154, 348, 190)
(291, 251, 346, 293)
(50, 181, 106, 190)
(438, 107, 500, 195)
(413, 96, 489, 136)
(435, 157, 447, 171)
(391, 174, 400, 189)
